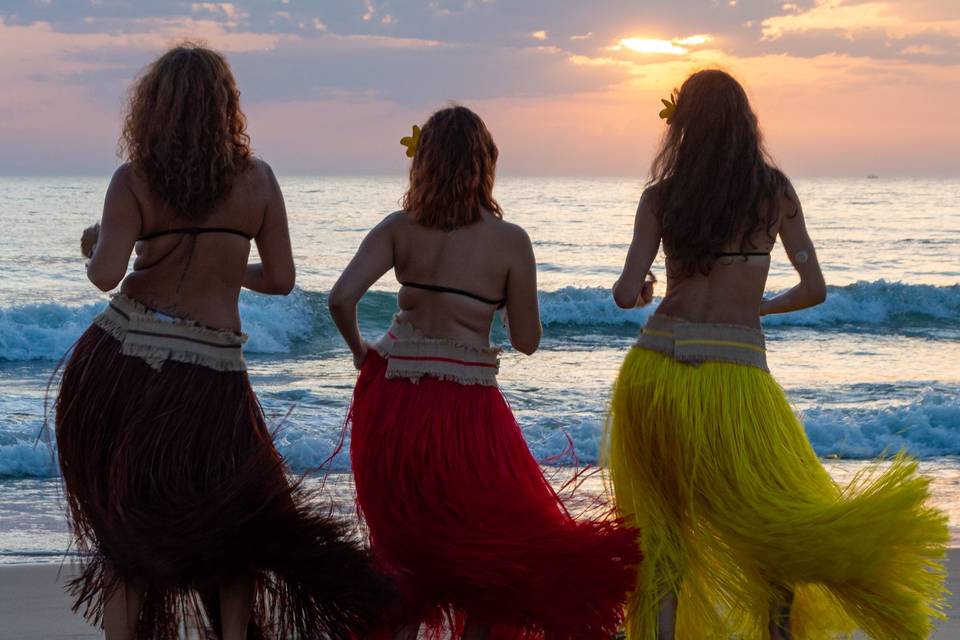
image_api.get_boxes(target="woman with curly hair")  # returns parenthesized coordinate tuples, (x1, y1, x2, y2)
(606, 69, 947, 639)
(56, 44, 391, 639)
(330, 105, 639, 639)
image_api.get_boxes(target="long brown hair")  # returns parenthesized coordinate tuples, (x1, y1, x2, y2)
(402, 105, 503, 229)
(120, 43, 251, 220)
(650, 69, 788, 277)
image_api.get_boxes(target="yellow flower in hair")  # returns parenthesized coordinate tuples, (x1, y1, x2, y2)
(400, 125, 421, 158)
(659, 93, 677, 124)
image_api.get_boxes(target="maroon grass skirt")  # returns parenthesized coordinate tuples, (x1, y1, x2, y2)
(348, 319, 639, 639)
(55, 295, 392, 639)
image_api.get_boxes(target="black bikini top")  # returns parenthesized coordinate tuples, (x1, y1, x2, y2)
(714, 251, 770, 258)
(138, 227, 253, 242)
(401, 282, 507, 309)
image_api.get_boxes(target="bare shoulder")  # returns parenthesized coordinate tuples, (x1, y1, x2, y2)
(109, 162, 147, 203)
(111, 162, 134, 183)
(367, 210, 408, 241)
(488, 216, 532, 251)
(111, 162, 141, 191)
(639, 184, 664, 212)
(244, 157, 279, 191)
(776, 172, 802, 218)
(380, 209, 408, 229)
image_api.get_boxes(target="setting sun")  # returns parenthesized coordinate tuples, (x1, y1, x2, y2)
(613, 34, 712, 55)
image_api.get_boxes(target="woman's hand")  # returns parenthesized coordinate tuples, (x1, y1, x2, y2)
(81, 223, 100, 259)
(637, 272, 657, 307)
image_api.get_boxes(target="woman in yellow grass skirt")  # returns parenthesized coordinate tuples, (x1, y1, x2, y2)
(606, 69, 948, 640)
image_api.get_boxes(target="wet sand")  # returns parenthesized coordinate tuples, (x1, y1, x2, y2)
(1, 554, 957, 639)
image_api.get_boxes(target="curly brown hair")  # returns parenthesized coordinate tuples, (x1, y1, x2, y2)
(401, 105, 503, 230)
(120, 43, 251, 220)
(650, 69, 788, 277)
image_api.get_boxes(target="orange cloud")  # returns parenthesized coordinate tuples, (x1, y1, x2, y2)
(762, 0, 960, 40)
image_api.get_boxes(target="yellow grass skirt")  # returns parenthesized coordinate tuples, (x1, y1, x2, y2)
(606, 343, 948, 639)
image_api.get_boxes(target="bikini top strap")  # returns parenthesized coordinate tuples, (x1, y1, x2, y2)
(401, 282, 507, 309)
(714, 251, 771, 257)
(138, 227, 253, 242)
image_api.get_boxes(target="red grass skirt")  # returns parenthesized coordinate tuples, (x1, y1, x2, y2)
(55, 325, 393, 639)
(349, 352, 639, 639)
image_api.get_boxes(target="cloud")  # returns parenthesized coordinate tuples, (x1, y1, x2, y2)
(762, 0, 960, 40)
(191, 3, 244, 23)
(0, 1, 958, 175)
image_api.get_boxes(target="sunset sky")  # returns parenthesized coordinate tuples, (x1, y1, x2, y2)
(0, 0, 957, 177)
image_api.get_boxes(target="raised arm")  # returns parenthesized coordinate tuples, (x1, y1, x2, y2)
(84, 165, 142, 292)
(613, 188, 661, 309)
(759, 183, 827, 316)
(329, 212, 398, 367)
(503, 225, 542, 355)
(244, 162, 295, 295)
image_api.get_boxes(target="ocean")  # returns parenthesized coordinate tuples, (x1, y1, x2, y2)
(0, 175, 958, 563)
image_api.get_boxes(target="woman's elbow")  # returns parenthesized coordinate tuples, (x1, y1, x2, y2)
(268, 265, 296, 295)
(807, 280, 828, 306)
(87, 266, 122, 292)
(511, 327, 542, 356)
(327, 284, 355, 313)
(272, 274, 296, 295)
(613, 290, 638, 310)
(612, 281, 637, 309)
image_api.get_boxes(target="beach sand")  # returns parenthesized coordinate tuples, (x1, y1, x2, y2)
(0, 555, 958, 639)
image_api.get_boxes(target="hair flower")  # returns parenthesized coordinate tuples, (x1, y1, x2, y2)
(659, 93, 677, 124)
(401, 125, 421, 158)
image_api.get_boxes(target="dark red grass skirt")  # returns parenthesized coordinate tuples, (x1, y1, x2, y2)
(55, 325, 393, 639)
(349, 352, 639, 639)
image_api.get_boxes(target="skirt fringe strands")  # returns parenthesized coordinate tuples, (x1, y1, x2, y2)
(606, 341, 949, 640)
(55, 297, 393, 639)
(349, 345, 639, 640)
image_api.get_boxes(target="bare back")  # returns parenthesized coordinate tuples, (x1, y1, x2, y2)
(657, 215, 780, 328)
(85, 158, 294, 331)
(614, 183, 826, 325)
(329, 209, 541, 360)
(394, 211, 520, 345)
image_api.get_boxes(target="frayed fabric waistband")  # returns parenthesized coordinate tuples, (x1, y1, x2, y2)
(637, 314, 768, 371)
(93, 294, 247, 372)
(374, 316, 501, 386)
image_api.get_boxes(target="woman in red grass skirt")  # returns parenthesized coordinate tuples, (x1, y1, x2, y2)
(330, 106, 638, 639)
(55, 45, 391, 640)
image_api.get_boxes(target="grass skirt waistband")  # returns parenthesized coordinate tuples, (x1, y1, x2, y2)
(349, 351, 639, 638)
(55, 314, 393, 639)
(93, 293, 247, 372)
(374, 315, 501, 386)
(637, 313, 768, 371)
(606, 343, 948, 639)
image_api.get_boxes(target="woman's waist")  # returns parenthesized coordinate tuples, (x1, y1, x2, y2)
(637, 313, 768, 371)
(374, 315, 501, 386)
(94, 293, 248, 372)
(120, 279, 242, 332)
(393, 309, 494, 349)
(657, 286, 764, 330)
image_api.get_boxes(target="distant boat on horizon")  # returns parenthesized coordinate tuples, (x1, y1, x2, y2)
(867, 174, 879, 179)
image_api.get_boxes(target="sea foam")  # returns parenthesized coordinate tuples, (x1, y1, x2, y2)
(2, 388, 957, 478)
(2, 280, 956, 361)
